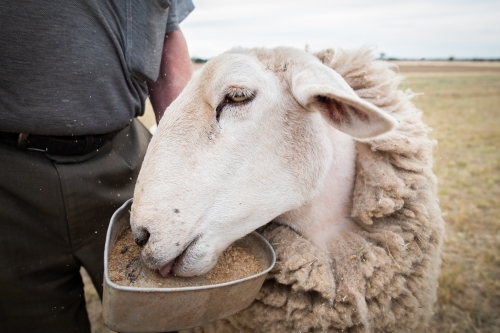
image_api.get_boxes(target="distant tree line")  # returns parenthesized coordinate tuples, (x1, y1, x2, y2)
(192, 55, 499, 63)
(191, 57, 208, 64)
(378, 53, 499, 62)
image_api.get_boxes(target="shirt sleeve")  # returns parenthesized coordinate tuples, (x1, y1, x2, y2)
(166, 0, 195, 33)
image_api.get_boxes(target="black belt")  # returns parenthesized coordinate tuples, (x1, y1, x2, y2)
(0, 131, 118, 156)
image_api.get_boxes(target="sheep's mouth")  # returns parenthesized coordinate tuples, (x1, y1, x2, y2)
(159, 258, 176, 277)
(158, 235, 201, 277)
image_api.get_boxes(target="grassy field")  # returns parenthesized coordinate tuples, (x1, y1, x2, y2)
(399, 66, 500, 333)
(83, 62, 500, 333)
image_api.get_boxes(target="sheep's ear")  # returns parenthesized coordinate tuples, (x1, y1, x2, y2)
(290, 62, 397, 139)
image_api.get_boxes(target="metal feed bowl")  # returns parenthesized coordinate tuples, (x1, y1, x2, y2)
(102, 199, 276, 333)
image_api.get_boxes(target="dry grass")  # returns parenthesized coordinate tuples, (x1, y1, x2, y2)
(83, 62, 500, 333)
(394, 61, 500, 74)
(399, 70, 500, 333)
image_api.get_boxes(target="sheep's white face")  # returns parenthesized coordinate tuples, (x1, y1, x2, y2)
(131, 47, 396, 277)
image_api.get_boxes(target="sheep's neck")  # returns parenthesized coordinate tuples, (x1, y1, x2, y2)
(278, 130, 356, 251)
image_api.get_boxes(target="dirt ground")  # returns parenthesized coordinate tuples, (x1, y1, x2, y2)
(83, 61, 500, 333)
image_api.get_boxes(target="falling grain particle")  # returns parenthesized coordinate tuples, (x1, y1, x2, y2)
(109, 228, 262, 288)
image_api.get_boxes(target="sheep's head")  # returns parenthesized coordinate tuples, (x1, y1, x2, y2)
(130, 47, 396, 277)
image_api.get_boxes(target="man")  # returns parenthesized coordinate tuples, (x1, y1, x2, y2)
(0, 1, 194, 332)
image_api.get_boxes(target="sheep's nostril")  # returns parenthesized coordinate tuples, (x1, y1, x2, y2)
(134, 229, 150, 247)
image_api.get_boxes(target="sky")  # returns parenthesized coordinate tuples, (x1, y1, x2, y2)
(180, 0, 500, 60)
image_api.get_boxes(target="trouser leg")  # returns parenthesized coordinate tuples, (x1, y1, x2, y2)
(0, 119, 151, 332)
(49, 119, 151, 297)
(0, 143, 91, 333)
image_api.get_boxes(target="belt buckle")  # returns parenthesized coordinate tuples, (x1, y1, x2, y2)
(17, 133, 29, 150)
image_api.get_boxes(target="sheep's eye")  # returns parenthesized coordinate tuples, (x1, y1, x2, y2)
(227, 91, 249, 103)
(216, 90, 256, 121)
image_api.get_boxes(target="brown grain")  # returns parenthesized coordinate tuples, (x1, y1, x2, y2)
(109, 227, 262, 288)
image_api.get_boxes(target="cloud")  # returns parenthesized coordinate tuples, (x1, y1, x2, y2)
(181, 0, 500, 58)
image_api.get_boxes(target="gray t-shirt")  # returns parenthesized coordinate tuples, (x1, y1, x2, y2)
(0, 0, 194, 135)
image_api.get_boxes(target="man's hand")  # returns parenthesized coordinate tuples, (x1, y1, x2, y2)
(148, 29, 193, 124)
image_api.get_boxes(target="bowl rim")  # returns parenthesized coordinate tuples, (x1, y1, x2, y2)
(104, 198, 276, 292)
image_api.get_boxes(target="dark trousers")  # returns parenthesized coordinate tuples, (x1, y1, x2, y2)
(0, 119, 151, 333)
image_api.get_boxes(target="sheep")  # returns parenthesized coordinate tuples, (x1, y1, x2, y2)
(131, 46, 444, 332)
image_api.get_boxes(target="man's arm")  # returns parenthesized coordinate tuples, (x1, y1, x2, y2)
(148, 29, 193, 123)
